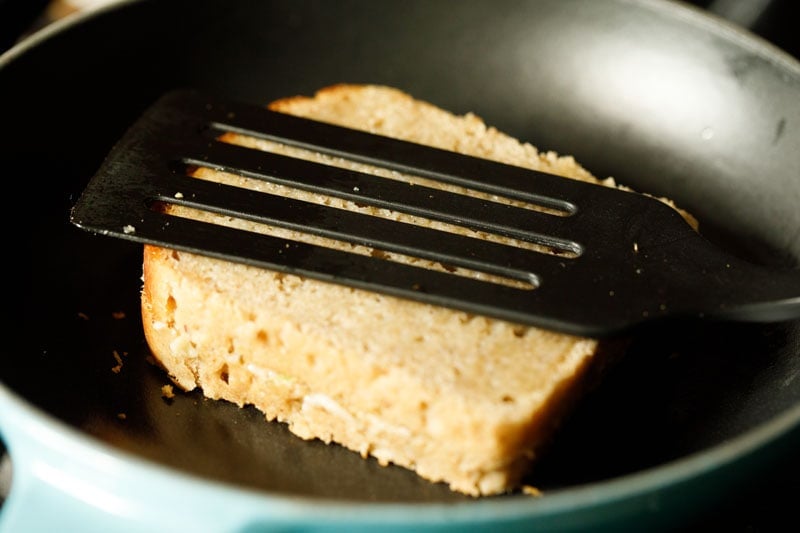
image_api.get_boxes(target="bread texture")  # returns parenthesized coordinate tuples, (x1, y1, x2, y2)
(141, 84, 626, 496)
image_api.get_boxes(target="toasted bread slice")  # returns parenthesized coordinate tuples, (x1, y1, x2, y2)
(141, 84, 626, 496)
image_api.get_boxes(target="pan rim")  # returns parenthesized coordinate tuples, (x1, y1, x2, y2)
(638, 0, 800, 74)
(0, 0, 139, 65)
(3, 0, 799, 81)
(1, 379, 799, 527)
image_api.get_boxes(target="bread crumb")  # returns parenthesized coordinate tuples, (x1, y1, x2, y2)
(123, 224, 136, 234)
(111, 350, 124, 373)
(112, 311, 126, 319)
(521, 485, 543, 497)
(161, 384, 176, 399)
(117, 413, 127, 420)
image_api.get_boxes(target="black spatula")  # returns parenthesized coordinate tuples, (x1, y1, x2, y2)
(69, 89, 800, 337)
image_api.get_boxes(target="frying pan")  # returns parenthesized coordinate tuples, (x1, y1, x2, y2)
(1, 0, 799, 530)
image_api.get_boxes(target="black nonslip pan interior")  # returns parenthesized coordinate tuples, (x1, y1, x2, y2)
(1, 0, 799, 531)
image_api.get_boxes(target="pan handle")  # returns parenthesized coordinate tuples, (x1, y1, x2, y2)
(0, 384, 314, 532)
(0, 385, 142, 532)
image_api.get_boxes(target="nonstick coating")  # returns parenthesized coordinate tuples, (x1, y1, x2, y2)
(1, 0, 799, 529)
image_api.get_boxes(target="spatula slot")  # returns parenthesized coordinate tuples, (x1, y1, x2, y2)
(150, 158, 561, 290)
(151, 198, 539, 291)
(215, 132, 575, 218)
(178, 159, 582, 260)
(206, 113, 580, 217)
(178, 147, 580, 249)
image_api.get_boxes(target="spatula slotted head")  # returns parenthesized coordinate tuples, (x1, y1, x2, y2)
(70, 89, 800, 337)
